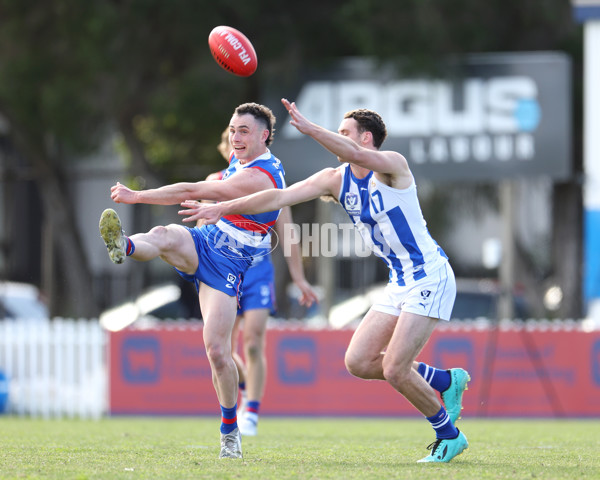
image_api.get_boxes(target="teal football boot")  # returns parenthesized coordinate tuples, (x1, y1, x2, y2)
(441, 368, 470, 423)
(417, 431, 468, 463)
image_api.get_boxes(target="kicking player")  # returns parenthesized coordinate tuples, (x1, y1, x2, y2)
(180, 98, 471, 463)
(99, 102, 285, 459)
(207, 131, 319, 436)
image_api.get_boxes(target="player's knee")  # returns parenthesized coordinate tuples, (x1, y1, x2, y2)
(382, 360, 410, 386)
(244, 340, 262, 361)
(345, 353, 368, 379)
(205, 341, 229, 371)
(148, 225, 179, 251)
(243, 330, 264, 360)
(147, 225, 169, 247)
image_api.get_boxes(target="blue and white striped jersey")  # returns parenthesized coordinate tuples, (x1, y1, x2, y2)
(338, 164, 448, 286)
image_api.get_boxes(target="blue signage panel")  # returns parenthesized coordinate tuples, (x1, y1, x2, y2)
(572, 0, 600, 21)
(121, 336, 160, 384)
(585, 209, 600, 301)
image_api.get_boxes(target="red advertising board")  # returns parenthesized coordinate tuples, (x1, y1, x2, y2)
(109, 324, 600, 417)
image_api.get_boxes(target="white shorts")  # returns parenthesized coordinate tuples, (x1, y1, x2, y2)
(372, 262, 456, 321)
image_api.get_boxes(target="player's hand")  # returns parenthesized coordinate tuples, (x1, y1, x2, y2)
(294, 278, 319, 308)
(281, 98, 315, 136)
(179, 200, 223, 225)
(110, 182, 138, 204)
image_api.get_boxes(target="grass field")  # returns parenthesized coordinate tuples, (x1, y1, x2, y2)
(0, 417, 598, 479)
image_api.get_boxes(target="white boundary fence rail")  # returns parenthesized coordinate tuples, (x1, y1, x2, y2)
(0, 318, 107, 419)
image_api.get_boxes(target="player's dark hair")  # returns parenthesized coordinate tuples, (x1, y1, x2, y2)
(344, 109, 387, 149)
(235, 103, 276, 146)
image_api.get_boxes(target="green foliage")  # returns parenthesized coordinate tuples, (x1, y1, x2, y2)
(0, 1, 105, 152)
(0, 0, 581, 174)
(0, 417, 597, 479)
(0, 0, 245, 170)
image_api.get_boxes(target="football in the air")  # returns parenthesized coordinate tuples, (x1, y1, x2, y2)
(208, 26, 257, 77)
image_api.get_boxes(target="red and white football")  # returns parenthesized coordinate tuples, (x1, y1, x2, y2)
(208, 26, 258, 77)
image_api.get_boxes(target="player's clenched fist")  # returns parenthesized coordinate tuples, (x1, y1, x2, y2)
(110, 182, 138, 204)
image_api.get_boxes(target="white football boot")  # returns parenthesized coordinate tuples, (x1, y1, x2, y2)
(219, 427, 243, 459)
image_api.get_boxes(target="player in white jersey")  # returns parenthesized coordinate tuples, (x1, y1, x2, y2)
(179, 99, 471, 463)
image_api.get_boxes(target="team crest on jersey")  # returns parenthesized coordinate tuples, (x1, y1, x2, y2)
(344, 192, 360, 214)
(419, 289, 431, 308)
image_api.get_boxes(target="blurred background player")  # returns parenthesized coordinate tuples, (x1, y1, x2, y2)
(206, 129, 318, 436)
(179, 98, 471, 463)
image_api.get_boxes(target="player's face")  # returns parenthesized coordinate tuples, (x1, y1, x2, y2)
(338, 118, 364, 145)
(229, 113, 269, 162)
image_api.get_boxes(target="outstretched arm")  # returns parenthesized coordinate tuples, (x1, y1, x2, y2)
(275, 206, 319, 307)
(281, 98, 410, 177)
(179, 167, 340, 225)
(110, 167, 273, 205)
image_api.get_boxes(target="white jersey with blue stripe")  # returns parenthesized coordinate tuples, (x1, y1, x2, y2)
(338, 164, 448, 286)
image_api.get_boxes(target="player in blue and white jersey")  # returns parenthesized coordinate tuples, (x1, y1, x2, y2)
(98, 103, 285, 460)
(180, 99, 471, 463)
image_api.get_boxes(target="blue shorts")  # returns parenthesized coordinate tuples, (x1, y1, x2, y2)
(238, 255, 276, 315)
(175, 226, 251, 299)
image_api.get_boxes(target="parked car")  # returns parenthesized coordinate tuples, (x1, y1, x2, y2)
(0, 282, 49, 320)
(451, 278, 531, 320)
(99, 283, 201, 331)
(328, 278, 531, 328)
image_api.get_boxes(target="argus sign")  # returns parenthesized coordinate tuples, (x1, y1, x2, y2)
(271, 52, 571, 183)
(284, 77, 541, 137)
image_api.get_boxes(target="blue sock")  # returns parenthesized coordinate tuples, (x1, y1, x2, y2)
(418, 362, 451, 392)
(426, 406, 459, 439)
(239, 381, 246, 391)
(220, 404, 237, 434)
(246, 400, 260, 415)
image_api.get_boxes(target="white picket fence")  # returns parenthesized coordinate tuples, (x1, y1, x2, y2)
(0, 318, 107, 418)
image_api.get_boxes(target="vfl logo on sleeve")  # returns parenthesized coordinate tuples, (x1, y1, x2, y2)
(419, 290, 431, 308)
(226, 273, 237, 289)
(344, 192, 360, 215)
